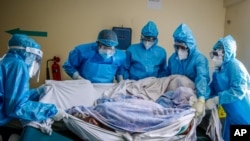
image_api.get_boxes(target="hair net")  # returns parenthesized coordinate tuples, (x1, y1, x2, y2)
(97, 30, 118, 47)
(141, 21, 158, 37)
(8, 34, 41, 49)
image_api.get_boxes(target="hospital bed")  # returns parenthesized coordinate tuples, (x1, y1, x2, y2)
(40, 78, 198, 141)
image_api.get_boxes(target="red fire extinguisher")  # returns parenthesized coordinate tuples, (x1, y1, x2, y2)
(46, 56, 61, 80)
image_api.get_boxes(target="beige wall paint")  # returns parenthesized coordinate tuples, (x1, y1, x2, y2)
(224, 0, 250, 71)
(0, 0, 225, 87)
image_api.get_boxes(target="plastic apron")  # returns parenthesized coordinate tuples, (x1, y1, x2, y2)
(81, 57, 117, 83)
(212, 72, 250, 141)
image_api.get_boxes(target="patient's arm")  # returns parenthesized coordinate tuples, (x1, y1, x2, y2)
(83, 116, 100, 126)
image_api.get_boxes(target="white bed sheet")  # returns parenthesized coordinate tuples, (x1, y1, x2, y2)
(42, 80, 110, 108)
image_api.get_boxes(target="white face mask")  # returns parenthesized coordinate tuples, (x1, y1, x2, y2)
(212, 56, 223, 68)
(178, 49, 188, 60)
(98, 49, 115, 59)
(143, 41, 154, 49)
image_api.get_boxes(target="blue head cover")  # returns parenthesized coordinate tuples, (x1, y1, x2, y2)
(213, 35, 236, 63)
(141, 21, 158, 37)
(173, 23, 197, 55)
(97, 30, 118, 47)
(8, 34, 41, 49)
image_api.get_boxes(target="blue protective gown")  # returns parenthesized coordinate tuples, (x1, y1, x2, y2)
(0, 51, 57, 126)
(124, 21, 167, 80)
(210, 35, 250, 141)
(166, 24, 210, 99)
(63, 42, 126, 83)
(124, 43, 167, 80)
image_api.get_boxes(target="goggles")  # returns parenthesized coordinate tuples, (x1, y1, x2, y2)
(209, 50, 224, 59)
(174, 42, 188, 50)
(99, 45, 115, 50)
(141, 35, 156, 42)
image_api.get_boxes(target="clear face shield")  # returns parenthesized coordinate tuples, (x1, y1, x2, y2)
(9, 46, 43, 82)
(29, 54, 42, 82)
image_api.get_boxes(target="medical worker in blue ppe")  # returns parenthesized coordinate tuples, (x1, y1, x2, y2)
(63, 29, 126, 83)
(0, 34, 68, 139)
(124, 21, 167, 80)
(166, 23, 211, 118)
(206, 35, 250, 141)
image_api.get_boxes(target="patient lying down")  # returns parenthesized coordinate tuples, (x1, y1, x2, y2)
(67, 87, 196, 134)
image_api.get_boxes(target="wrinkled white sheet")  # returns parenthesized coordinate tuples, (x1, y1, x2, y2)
(206, 108, 224, 141)
(103, 75, 195, 101)
(64, 113, 195, 141)
(42, 79, 98, 108)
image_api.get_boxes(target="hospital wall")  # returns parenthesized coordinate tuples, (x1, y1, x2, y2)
(0, 0, 226, 87)
(224, 0, 250, 72)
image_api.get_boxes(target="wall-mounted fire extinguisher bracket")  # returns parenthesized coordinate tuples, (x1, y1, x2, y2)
(46, 56, 62, 80)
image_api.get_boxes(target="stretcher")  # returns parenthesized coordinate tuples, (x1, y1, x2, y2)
(41, 79, 198, 141)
